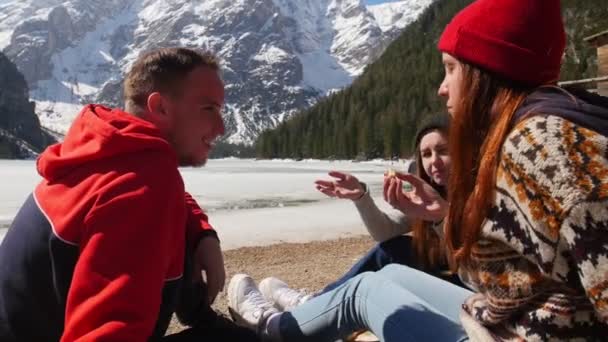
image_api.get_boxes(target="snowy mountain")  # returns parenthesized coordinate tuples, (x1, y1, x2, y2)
(368, 0, 433, 35)
(0, 0, 432, 144)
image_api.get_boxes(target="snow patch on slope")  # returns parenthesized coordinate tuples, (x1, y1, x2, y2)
(368, 0, 434, 32)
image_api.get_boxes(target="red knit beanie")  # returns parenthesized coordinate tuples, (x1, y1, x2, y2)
(438, 0, 566, 86)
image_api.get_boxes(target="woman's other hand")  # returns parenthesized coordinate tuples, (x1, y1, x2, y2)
(315, 171, 365, 200)
(383, 171, 448, 222)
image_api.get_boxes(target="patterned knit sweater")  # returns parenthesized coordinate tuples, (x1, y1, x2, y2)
(461, 115, 608, 341)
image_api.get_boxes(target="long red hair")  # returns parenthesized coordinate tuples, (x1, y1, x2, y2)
(444, 62, 533, 269)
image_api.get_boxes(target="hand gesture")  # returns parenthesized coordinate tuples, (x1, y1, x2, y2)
(383, 171, 448, 222)
(315, 171, 365, 200)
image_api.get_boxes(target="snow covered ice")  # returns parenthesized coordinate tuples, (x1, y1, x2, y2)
(0, 158, 412, 249)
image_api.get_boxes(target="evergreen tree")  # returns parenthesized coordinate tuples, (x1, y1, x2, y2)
(254, 0, 608, 159)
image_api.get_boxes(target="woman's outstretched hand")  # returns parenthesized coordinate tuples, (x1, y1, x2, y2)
(315, 171, 365, 200)
(384, 171, 448, 222)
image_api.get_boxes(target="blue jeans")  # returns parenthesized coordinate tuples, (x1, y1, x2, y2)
(322, 236, 464, 293)
(279, 264, 473, 342)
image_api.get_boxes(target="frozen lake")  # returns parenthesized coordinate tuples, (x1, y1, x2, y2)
(0, 158, 411, 249)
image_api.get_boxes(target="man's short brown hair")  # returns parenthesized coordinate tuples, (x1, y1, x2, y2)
(124, 47, 220, 114)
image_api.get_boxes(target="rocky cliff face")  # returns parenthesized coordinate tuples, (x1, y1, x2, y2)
(0, 52, 54, 158)
(0, 0, 432, 144)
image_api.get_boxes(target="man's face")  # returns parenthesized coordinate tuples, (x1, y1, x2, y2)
(165, 66, 225, 167)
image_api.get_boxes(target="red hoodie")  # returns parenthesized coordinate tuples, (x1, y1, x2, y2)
(0, 104, 216, 341)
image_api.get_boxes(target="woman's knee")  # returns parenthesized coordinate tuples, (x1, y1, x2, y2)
(379, 263, 415, 276)
(346, 271, 394, 295)
(376, 263, 428, 286)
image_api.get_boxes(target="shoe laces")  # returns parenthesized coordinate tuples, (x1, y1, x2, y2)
(244, 290, 275, 319)
(275, 286, 309, 309)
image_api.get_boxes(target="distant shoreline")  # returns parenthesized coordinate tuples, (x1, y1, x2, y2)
(0, 159, 396, 248)
(0, 157, 413, 163)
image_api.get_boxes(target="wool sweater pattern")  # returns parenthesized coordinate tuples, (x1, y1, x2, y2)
(463, 115, 608, 341)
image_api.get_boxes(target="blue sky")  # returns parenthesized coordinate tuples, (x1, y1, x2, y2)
(366, 0, 397, 4)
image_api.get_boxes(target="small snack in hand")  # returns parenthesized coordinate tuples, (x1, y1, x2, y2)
(387, 168, 412, 191)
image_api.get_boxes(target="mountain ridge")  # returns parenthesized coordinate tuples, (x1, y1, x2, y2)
(0, 0, 432, 145)
(254, 0, 608, 159)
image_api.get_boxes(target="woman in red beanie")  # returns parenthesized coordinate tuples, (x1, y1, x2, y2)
(226, 0, 608, 340)
(438, 0, 608, 340)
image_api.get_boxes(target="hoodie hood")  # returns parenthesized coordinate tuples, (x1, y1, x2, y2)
(514, 86, 608, 137)
(37, 104, 174, 181)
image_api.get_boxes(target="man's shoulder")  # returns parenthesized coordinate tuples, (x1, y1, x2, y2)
(96, 147, 179, 177)
(82, 150, 183, 202)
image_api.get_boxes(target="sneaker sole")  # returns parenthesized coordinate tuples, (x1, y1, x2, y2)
(258, 278, 274, 307)
(227, 273, 251, 326)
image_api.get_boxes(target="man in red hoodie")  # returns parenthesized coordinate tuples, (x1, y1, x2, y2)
(0, 47, 258, 341)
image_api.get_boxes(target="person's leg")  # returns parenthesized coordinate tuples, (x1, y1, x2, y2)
(321, 235, 415, 293)
(162, 320, 260, 342)
(434, 268, 467, 289)
(162, 279, 261, 341)
(163, 247, 261, 342)
(279, 266, 471, 342)
(373, 264, 472, 321)
(262, 236, 466, 313)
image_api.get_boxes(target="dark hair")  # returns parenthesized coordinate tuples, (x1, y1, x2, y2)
(124, 47, 220, 114)
(411, 113, 450, 269)
(413, 113, 450, 196)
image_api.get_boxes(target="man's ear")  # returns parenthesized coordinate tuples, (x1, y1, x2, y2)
(145, 92, 172, 132)
(147, 92, 166, 116)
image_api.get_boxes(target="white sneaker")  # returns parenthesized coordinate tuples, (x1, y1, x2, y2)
(259, 277, 312, 311)
(228, 274, 279, 333)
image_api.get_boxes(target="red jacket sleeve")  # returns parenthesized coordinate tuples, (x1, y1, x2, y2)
(184, 192, 218, 251)
(61, 174, 185, 342)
